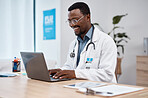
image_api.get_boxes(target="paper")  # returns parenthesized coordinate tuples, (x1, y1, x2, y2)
(64, 82, 106, 89)
(78, 84, 144, 96)
(0, 72, 19, 77)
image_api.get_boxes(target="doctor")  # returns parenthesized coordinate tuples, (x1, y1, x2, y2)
(49, 2, 117, 83)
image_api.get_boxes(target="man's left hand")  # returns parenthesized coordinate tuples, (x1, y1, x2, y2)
(53, 70, 76, 79)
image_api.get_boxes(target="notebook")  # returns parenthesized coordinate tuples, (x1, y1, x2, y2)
(20, 52, 70, 82)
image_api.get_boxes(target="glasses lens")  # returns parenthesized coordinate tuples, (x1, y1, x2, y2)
(71, 19, 77, 25)
(67, 16, 84, 25)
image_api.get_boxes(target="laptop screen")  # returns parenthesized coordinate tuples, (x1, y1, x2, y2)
(20, 52, 51, 81)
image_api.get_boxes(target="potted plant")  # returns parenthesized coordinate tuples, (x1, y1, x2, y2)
(109, 14, 130, 80)
(93, 14, 130, 81)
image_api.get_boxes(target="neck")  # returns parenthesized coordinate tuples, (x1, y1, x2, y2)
(80, 24, 92, 40)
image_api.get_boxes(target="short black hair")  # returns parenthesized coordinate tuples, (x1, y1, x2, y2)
(68, 2, 90, 15)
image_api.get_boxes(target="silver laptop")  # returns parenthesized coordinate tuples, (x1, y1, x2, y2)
(20, 52, 70, 82)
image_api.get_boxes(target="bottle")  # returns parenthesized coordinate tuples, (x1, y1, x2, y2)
(85, 58, 93, 69)
(12, 57, 21, 72)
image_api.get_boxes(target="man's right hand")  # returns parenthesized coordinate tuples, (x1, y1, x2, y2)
(48, 69, 61, 77)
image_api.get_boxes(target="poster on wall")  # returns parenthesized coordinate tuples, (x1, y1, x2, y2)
(43, 8, 56, 40)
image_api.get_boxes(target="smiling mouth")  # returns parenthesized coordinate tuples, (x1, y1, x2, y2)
(72, 26, 80, 31)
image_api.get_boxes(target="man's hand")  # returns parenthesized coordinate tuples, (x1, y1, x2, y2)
(49, 69, 61, 76)
(52, 70, 76, 79)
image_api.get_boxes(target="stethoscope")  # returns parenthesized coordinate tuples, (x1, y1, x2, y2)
(70, 24, 95, 58)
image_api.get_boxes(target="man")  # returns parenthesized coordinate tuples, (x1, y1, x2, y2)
(49, 2, 117, 83)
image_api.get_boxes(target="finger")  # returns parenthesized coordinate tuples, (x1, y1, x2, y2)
(49, 70, 56, 75)
(49, 69, 61, 74)
(49, 69, 61, 76)
(59, 74, 69, 79)
(54, 70, 67, 79)
(53, 71, 62, 78)
(60, 70, 75, 79)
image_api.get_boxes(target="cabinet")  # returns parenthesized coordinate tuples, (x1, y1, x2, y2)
(136, 56, 148, 87)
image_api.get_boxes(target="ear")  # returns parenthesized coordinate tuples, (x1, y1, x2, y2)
(86, 14, 91, 22)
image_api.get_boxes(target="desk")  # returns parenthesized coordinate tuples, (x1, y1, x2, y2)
(137, 56, 148, 87)
(0, 75, 148, 98)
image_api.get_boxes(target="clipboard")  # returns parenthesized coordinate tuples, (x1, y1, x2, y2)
(77, 84, 144, 97)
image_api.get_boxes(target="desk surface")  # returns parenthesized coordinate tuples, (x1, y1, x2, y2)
(0, 74, 148, 98)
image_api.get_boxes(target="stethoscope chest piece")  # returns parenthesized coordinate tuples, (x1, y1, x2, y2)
(70, 52, 75, 58)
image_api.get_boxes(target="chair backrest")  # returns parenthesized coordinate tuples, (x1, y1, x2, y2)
(115, 58, 122, 82)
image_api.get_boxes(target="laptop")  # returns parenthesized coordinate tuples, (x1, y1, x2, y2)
(20, 52, 70, 82)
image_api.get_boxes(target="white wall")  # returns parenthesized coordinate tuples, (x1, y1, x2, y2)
(0, 0, 33, 71)
(113, 0, 148, 85)
(0, 0, 34, 59)
(60, 0, 148, 85)
(36, 0, 61, 67)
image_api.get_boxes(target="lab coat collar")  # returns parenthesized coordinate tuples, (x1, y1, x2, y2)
(92, 25, 102, 42)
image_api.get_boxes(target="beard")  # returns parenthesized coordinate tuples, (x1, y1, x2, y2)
(75, 31, 85, 37)
(73, 26, 85, 37)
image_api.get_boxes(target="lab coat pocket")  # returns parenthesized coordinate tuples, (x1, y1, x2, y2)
(89, 48, 101, 58)
(85, 58, 99, 69)
(89, 57, 99, 69)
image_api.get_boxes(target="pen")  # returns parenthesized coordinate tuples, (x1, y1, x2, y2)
(85, 88, 113, 95)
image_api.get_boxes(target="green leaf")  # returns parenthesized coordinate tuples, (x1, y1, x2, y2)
(116, 33, 130, 39)
(108, 32, 111, 35)
(113, 26, 121, 31)
(117, 45, 124, 54)
(117, 39, 128, 44)
(113, 13, 128, 24)
(114, 34, 117, 39)
(117, 52, 120, 56)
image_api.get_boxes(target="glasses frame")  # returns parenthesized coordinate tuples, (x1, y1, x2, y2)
(67, 15, 85, 25)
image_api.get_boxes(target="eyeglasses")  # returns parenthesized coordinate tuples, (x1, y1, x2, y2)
(67, 15, 85, 25)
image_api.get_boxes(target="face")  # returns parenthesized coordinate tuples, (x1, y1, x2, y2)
(68, 9, 90, 37)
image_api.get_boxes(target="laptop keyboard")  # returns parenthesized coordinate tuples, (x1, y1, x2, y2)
(50, 76, 61, 81)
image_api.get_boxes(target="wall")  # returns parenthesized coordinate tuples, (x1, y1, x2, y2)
(0, 0, 33, 71)
(60, 0, 148, 85)
(36, 0, 61, 67)
(0, 0, 34, 59)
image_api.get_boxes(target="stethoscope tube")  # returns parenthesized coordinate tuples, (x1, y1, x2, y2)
(70, 24, 95, 58)
(86, 41, 95, 51)
(70, 42, 77, 58)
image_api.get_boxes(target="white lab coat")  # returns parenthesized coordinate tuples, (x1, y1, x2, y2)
(61, 25, 117, 83)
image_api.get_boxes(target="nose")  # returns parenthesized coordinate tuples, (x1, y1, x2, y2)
(69, 22, 75, 27)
